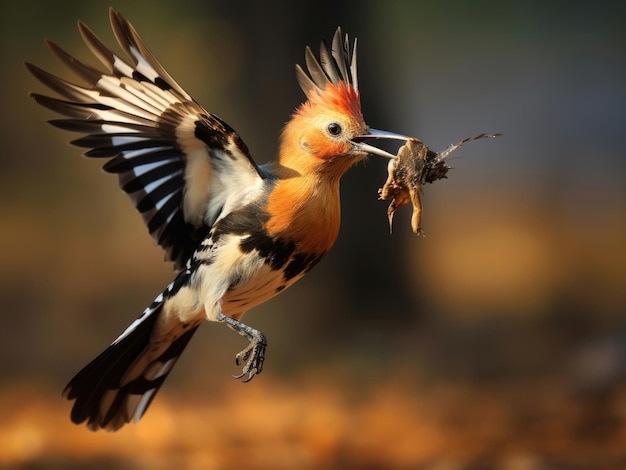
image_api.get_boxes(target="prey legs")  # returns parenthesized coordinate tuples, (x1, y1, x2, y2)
(217, 312, 267, 382)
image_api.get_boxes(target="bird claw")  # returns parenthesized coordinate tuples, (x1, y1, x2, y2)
(234, 348, 250, 366)
(232, 333, 267, 383)
(217, 312, 268, 383)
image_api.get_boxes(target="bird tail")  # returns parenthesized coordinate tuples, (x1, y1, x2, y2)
(63, 285, 200, 431)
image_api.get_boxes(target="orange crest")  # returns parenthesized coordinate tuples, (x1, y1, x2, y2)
(302, 82, 362, 121)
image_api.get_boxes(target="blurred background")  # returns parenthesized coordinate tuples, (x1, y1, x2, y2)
(2, 0, 626, 468)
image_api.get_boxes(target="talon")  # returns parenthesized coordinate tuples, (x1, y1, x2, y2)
(216, 312, 268, 383)
(240, 373, 255, 383)
(232, 334, 267, 383)
(235, 347, 252, 366)
(232, 370, 256, 382)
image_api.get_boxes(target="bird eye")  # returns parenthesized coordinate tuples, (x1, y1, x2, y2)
(327, 122, 342, 137)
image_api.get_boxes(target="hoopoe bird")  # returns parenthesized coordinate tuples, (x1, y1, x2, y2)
(27, 9, 408, 431)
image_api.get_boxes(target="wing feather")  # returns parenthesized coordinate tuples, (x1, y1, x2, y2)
(28, 8, 264, 270)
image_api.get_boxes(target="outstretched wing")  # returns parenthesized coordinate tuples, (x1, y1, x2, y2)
(27, 8, 264, 270)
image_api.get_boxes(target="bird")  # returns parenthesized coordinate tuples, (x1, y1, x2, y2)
(26, 8, 409, 431)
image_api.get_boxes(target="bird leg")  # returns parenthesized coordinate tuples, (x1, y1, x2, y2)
(217, 312, 267, 382)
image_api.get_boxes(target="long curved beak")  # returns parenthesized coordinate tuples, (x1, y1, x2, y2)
(352, 128, 411, 159)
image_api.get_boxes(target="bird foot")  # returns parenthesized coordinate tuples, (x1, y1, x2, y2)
(233, 332, 267, 382)
(217, 313, 267, 382)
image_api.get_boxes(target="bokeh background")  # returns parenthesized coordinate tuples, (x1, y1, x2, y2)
(2, 0, 625, 468)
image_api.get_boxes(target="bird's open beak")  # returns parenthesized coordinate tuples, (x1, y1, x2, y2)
(352, 128, 411, 159)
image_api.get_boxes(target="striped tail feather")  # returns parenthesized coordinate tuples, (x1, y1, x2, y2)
(64, 283, 200, 431)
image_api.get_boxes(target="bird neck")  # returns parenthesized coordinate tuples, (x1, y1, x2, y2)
(264, 159, 342, 256)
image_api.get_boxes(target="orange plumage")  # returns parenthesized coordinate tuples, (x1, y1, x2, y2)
(27, 9, 408, 430)
(266, 82, 368, 254)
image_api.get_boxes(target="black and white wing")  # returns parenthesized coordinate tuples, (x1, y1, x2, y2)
(27, 8, 264, 270)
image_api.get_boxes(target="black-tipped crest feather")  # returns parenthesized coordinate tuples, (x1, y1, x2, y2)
(331, 28, 350, 87)
(318, 40, 340, 84)
(297, 27, 358, 98)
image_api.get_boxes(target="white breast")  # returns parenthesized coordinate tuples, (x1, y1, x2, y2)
(193, 233, 304, 322)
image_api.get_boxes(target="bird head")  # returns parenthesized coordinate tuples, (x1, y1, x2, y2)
(280, 28, 408, 179)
